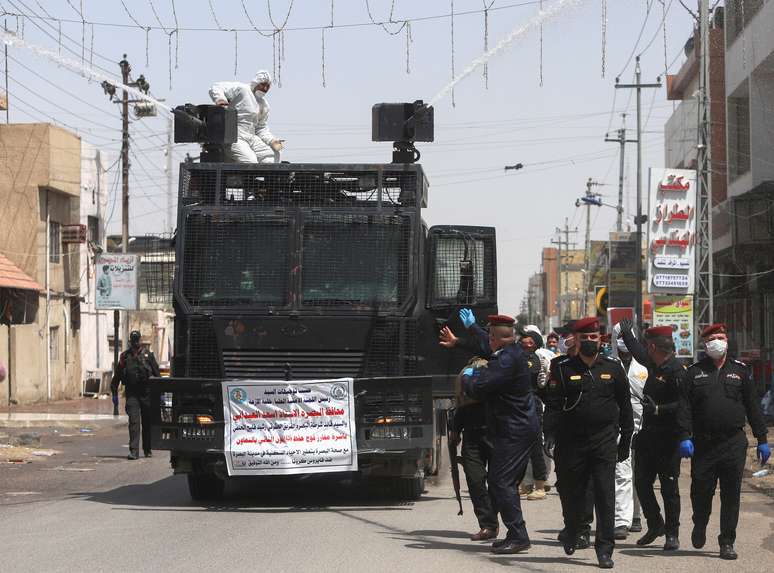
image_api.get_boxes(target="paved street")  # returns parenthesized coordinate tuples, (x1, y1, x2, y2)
(1, 420, 772, 573)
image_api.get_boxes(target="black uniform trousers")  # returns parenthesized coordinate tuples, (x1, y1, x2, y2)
(633, 428, 681, 535)
(691, 430, 747, 545)
(488, 436, 535, 544)
(126, 393, 152, 455)
(461, 429, 498, 531)
(554, 439, 593, 537)
(556, 429, 617, 557)
(528, 400, 548, 482)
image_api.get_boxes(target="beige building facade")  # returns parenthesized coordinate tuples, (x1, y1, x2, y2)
(0, 124, 83, 404)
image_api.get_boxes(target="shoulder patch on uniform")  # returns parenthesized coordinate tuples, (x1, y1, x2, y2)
(554, 356, 571, 365)
(600, 373, 612, 379)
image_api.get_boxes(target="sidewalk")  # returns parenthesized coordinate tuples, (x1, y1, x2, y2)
(0, 396, 128, 427)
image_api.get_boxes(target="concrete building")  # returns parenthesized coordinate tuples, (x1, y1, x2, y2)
(79, 143, 112, 393)
(106, 235, 175, 367)
(0, 124, 83, 403)
(527, 272, 546, 331)
(718, 0, 774, 371)
(539, 246, 586, 328)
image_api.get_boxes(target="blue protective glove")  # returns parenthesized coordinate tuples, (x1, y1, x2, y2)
(462, 367, 475, 377)
(679, 439, 694, 458)
(111, 393, 119, 408)
(757, 443, 771, 465)
(459, 308, 476, 329)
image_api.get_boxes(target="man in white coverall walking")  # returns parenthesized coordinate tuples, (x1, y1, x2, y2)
(612, 322, 648, 539)
(209, 70, 283, 163)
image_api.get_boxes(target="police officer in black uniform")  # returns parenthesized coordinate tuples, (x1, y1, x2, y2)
(111, 330, 161, 460)
(544, 317, 634, 569)
(462, 313, 540, 554)
(618, 320, 685, 551)
(441, 309, 498, 541)
(678, 323, 770, 560)
(545, 322, 595, 551)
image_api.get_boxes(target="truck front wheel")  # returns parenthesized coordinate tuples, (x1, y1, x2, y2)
(187, 471, 225, 501)
(396, 476, 425, 501)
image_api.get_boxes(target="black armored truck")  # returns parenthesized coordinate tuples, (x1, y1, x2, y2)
(150, 102, 498, 500)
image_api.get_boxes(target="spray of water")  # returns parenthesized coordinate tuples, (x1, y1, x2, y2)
(0, 30, 173, 114)
(429, 0, 584, 107)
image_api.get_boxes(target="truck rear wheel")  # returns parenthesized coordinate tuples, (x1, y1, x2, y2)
(187, 471, 225, 501)
(395, 476, 425, 501)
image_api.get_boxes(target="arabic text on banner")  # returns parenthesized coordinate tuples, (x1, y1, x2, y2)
(647, 168, 697, 295)
(222, 379, 357, 476)
(95, 254, 139, 310)
(652, 296, 694, 359)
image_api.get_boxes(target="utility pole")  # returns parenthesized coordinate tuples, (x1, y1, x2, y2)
(3, 19, 8, 124)
(552, 218, 578, 321)
(615, 57, 661, 327)
(605, 114, 637, 232)
(694, 0, 714, 339)
(101, 55, 153, 373)
(577, 179, 603, 316)
(165, 115, 174, 234)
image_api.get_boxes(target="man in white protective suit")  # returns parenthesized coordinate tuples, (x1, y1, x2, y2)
(612, 322, 649, 539)
(209, 70, 283, 163)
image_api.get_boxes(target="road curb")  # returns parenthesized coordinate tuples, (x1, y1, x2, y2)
(0, 415, 128, 429)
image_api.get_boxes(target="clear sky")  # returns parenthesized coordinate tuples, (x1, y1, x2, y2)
(1, 0, 697, 315)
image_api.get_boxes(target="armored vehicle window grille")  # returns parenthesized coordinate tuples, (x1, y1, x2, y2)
(360, 320, 417, 377)
(140, 233, 175, 306)
(180, 168, 218, 206)
(301, 214, 411, 307)
(179, 164, 420, 209)
(432, 236, 495, 304)
(181, 212, 290, 307)
(185, 317, 221, 377)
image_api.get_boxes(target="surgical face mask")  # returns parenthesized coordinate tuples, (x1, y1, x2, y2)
(705, 339, 728, 359)
(579, 340, 600, 358)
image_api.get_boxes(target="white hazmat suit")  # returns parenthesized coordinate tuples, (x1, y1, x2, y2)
(613, 328, 648, 529)
(209, 70, 278, 163)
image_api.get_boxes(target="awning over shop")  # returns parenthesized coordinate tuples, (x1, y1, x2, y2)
(0, 254, 41, 325)
(0, 254, 42, 291)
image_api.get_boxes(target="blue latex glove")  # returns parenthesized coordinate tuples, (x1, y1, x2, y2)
(679, 439, 694, 458)
(111, 393, 119, 408)
(459, 308, 476, 329)
(462, 367, 475, 377)
(757, 443, 771, 465)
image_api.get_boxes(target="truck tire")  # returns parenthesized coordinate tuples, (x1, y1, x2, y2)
(396, 476, 425, 501)
(187, 472, 225, 501)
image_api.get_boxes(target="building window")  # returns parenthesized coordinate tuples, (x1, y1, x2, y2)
(88, 215, 100, 244)
(728, 95, 750, 181)
(49, 326, 60, 361)
(49, 221, 61, 263)
(726, 1, 765, 46)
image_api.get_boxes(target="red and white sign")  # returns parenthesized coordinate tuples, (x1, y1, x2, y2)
(648, 168, 696, 295)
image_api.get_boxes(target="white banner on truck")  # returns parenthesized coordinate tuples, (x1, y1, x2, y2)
(222, 379, 357, 476)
